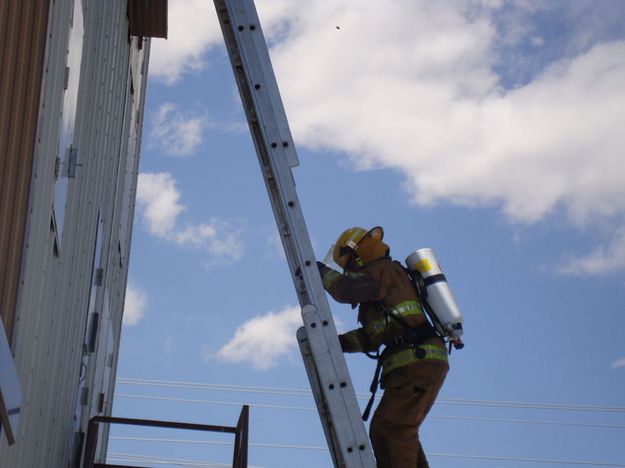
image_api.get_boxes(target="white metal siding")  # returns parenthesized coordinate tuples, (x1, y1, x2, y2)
(0, 0, 150, 466)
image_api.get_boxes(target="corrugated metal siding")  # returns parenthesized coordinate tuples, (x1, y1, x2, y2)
(0, 0, 49, 343)
(0, 0, 152, 466)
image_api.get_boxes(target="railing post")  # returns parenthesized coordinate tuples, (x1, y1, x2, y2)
(82, 417, 100, 468)
(233, 405, 249, 468)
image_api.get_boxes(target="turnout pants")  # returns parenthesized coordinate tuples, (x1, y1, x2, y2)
(369, 360, 448, 468)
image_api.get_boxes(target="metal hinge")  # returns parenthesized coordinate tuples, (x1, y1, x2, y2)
(64, 66, 70, 90)
(80, 386, 89, 406)
(97, 392, 105, 413)
(118, 241, 124, 267)
(67, 146, 81, 178)
(54, 156, 61, 179)
(95, 268, 104, 286)
(89, 312, 100, 353)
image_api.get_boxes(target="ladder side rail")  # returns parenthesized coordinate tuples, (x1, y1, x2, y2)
(231, 2, 300, 169)
(216, 0, 302, 289)
(214, 1, 376, 466)
(297, 326, 342, 468)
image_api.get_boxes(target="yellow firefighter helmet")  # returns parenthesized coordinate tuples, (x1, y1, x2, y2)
(332, 226, 389, 270)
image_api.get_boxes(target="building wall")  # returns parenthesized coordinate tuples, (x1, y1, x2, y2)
(0, 0, 49, 345)
(0, 0, 150, 466)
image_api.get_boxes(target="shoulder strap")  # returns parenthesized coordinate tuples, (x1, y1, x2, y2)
(395, 260, 446, 334)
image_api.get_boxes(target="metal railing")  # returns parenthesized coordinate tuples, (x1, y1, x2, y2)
(83, 405, 249, 468)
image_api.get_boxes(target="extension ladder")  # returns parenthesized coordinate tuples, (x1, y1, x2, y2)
(213, 1, 376, 466)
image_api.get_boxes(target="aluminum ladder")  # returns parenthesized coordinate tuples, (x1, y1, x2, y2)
(213, 1, 376, 466)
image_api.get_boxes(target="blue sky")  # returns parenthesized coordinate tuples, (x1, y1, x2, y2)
(111, 1, 625, 467)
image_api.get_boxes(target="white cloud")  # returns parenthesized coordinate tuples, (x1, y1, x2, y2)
(123, 284, 148, 327)
(136, 172, 244, 263)
(558, 228, 625, 275)
(136, 172, 184, 237)
(250, 1, 625, 275)
(216, 305, 302, 369)
(148, 1, 625, 275)
(150, 103, 206, 156)
(267, 5, 625, 227)
(148, 0, 315, 85)
(612, 357, 625, 369)
(149, 0, 222, 84)
(199, 221, 244, 261)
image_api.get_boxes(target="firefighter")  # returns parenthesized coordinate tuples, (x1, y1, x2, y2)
(317, 226, 448, 468)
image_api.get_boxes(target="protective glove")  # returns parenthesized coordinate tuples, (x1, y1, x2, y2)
(316, 261, 329, 277)
(337, 334, 348, 352)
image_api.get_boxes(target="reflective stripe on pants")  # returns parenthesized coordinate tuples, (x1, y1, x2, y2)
(382, 344, 448, 378)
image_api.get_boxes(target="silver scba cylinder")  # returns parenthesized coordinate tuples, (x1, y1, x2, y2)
(405, 248, 463, 341)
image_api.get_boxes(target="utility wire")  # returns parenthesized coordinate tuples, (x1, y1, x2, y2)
(116, 378, 625, 413)
(427, 452, 625, 467)
(110, 436, 327, 451)
(107, 448, 625, 467)
(116, 393, 314, 411)
(116, 378, 313, 396)
(114, 393, 625, 430)
(111, 378, 625, 466)
(108, 452, 266, 468)
(107, 452, 243, 468)
(107, 456, 222, 467)
(441, 398, 625, 413)
(107, 459, 211, 468)
(432, 414, 625, 430)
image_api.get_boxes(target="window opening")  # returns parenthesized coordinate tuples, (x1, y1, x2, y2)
(52, 0, 84, 250)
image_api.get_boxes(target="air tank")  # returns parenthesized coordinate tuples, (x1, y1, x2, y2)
(405, 248, 463, 342)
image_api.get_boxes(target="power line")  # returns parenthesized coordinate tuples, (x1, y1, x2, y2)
(432, 414, 625, 430)
(114, 393, 625, 430)
(111, 378, 625, 466)
(107, 448, 625, 467)
(110, 436, 327, 451)
(428, 452, 625, 467)
(108, 452, 266, 468)
(116, 392, 314, 411)
(107, 455, 222, 467)
(107, 452, 249, 468)
(116, 378, 313, 396)
(116, 377, 625, 413)
(441, 398, 625, 413)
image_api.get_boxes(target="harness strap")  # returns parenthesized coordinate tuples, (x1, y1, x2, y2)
(383, 304, 440, 353)
(361, 267, 445, 420)
(361, 309, 441, 421)
(366, 300, 425, 338)
(362, 356, 383, 422)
